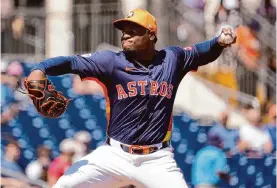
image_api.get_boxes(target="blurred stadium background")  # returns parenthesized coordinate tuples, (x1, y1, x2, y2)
(1, 0, 276, 187)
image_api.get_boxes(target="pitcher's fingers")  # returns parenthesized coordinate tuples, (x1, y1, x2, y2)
(222, 28, 227, 35)
(227, 27, 232, 33)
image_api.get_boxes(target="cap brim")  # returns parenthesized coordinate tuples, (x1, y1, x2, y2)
(113, 19, 149, 32)
(113, 19, 158, 42)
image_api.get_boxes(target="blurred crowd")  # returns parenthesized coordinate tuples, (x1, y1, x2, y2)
(1, 130, 92, 187)
(1, 60, 26, 126)
(192, 104, 276, 187)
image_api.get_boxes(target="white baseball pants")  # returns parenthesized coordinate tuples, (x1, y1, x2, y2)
(53, 138, 188, 188)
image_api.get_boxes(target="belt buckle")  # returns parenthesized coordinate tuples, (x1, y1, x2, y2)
(129, 145, 150, 155)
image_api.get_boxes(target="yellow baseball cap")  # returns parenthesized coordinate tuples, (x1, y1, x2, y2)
(113, 9, 157, 36)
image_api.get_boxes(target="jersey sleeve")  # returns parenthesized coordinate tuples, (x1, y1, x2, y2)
(32, 50, 115, 84)
(71, 50, 115, 82)
(172, 37, 224, 73)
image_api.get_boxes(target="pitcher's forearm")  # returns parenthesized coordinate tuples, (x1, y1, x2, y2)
(32, 56, 74, 76)
(194, 37, 224, 65)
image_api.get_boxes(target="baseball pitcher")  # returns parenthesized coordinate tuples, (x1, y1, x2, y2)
(25, 9, 236, 188)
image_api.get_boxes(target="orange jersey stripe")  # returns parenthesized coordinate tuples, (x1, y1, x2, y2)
(163, 114, 173, 141)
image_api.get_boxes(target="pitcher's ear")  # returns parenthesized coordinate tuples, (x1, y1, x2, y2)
(149, 31, 156, 41)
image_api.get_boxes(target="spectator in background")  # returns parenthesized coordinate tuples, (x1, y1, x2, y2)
(235, 20, 261, 96)
(1, 177, 31, 188)
(7, 61, 23, 90)
(1, 60, 20, 125)
(208, 110, 239, 156)
(11, 16, 24, 39)
(238, 108, 273, 155)
(1, 141, 23, 173)
(192, 135, 230, 188)
(73, 130, 92, 162)
(1, 60, 10, 103)
(72, 75, 104, 96)
(9, 61, 31, 111)
(25, 145, 52, 181)
(48, 138, 76, 187)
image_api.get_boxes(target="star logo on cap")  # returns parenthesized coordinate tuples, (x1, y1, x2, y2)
(126, 11, 134, 18)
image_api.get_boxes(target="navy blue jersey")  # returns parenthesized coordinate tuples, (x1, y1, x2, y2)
(34, 37, 224, 145)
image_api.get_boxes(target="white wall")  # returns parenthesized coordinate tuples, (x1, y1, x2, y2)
(120, 0, 147, 15)
(45, 0, 73, 57)
(174, 73, 249, 127)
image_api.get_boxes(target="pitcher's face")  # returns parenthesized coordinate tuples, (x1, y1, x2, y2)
(121, 22, 152, 52)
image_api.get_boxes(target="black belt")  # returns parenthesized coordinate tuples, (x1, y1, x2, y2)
(106, 138, 170, 155)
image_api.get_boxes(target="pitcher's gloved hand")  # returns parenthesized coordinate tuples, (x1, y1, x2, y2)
(24, 78, 71, 118)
